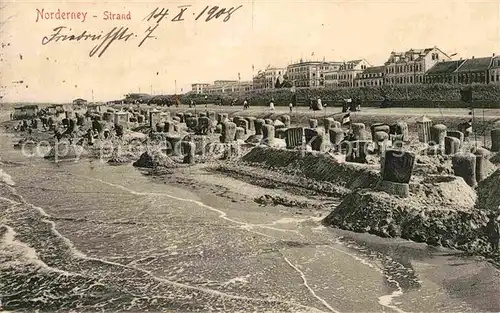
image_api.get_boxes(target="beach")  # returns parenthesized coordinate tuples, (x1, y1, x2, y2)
(1, 106, 500, 312)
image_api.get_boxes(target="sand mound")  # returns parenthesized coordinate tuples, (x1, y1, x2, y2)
(476, 168, 500, 213)
(245, 134, 263, 144)
(323, 189, 491, 253)
(107, 151, 130, 165)
(413, 155, 453, 176)
(490, 152, 500, 165)
(44, 143, 88, 160)
(132, 150, 178, 168)
(13, 138, 38, 149)
(411, 175, 477, 209)
(241, 146, 380, 190)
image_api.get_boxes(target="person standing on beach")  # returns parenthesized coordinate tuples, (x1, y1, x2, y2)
(486, 211, 500, 253)
(317, 97, 323, 110)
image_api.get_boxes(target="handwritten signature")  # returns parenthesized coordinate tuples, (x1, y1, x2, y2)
(40, 5, 243, 57)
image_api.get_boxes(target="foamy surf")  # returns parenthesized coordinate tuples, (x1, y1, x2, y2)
(0, 178, 328, 313)
(326, 241, 410, 313)
(378, 278, 407, 313)
(0, 224, 79, 277)
(0, 168, 15, 186)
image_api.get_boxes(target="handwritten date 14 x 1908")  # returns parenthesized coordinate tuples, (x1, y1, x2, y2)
(144, 5, 243, 24)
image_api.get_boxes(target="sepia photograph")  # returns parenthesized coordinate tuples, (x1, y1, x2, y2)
(1, 0, 500, 312)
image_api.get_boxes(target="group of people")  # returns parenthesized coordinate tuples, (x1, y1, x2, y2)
(342, 98, 362, 113)
(268, 94, 298, 113)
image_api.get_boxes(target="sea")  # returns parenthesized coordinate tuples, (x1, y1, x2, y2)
(1, 107, 500, 313)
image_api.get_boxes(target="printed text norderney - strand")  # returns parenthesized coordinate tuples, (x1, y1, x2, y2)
(39, 5, 243, 57)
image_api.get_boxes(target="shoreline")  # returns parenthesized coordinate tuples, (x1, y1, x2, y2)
(2, 123, 500, 311)
(2, 105, 500, 265)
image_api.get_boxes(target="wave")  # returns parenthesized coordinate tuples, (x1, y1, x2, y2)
(0, 224, 80, 277)
(0, 168, 15, 186)
(0, 171, 324, 312)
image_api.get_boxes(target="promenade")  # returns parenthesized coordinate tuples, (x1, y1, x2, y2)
(162, 105, 500, 119)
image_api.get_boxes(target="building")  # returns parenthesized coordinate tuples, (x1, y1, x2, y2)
(12, 105, 39, 120)
(455, 56, 494, 84)
(87, 103, 106, 113)
(384, 47, 451, 85)
(265, 67, 286, 89)
(489, 55, 500, 85)
(424, 60, 465, 84)
(252, 72, 266, 90)
(287, 60, 339, 88)
(252, 67, 287, 90)
(337, 59, 371, 88)
(72, 98, 88, 105)
(191, 83, 210, 94)
(214, 80, 238, 85)
(356, 66, 385, 87)
(251, 67, 286, 90)
(204, 80, 253, 94)
(324, 63, 343, 88)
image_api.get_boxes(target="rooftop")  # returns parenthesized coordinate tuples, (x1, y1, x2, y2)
(14, 104, 39, 110)
(456, 57, 493, 72)
(288, 61, 334, 67)
(426, 60, 465, 75)
(361, 66, 385, 74)
(386, 47, 449, 64)
(490, 55, 500, 68)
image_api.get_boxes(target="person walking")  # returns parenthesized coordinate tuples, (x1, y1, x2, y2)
(243, 99, 248, 110)
(289, 102, 293, 113)
(269, 98, 275, 111)
(317, 97, 323, 110)
(486, 211, 500, 253)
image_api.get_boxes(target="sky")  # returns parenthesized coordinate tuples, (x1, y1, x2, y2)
(1, 0, 499, 103)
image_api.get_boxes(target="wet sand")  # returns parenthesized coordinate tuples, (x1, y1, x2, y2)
(1, 112, 500, 312)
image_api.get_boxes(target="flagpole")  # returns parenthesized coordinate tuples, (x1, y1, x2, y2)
(473, 107, 477, 144)
(482, 106, 485, 147)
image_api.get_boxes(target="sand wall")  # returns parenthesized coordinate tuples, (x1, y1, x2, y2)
(476, 168, 500, 213)
(241, 147, 380, 190)
(323, 190, 491, 253)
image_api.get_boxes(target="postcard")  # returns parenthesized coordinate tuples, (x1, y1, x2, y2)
(1, 1, 500, 312)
